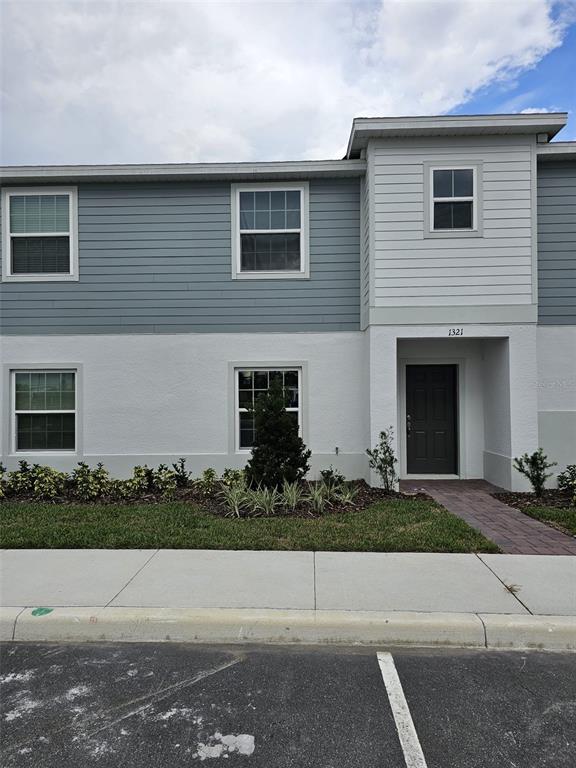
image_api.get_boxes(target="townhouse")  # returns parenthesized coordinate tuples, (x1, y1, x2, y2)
(1, 113, 574, 490)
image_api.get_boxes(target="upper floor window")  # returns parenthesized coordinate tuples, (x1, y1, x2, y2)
(1, 187, 79, 282)
(431, 168, 476, 231)
(231, 183, 309, 279)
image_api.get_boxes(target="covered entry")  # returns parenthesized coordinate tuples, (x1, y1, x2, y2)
(394, 333, 538, 488)
(406, 364, 458, 474)
(367, 326, 538, 490)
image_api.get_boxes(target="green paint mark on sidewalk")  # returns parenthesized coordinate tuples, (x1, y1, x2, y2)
(31, 607, 53, 617)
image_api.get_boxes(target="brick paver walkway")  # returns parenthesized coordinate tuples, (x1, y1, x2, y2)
(400, 479, 576, 555)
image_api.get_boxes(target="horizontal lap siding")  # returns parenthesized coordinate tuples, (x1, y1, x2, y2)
(370, 136, 535, 309)
(0, 179, 361, 334)
(360, 172, 370, 328)
(537, 161, 576, 325)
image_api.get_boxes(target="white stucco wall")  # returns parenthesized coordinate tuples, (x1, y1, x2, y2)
(0, 322, 549, 490)
(537, 326, 576, 479)
(482, 338, 512, 487)
(0, 332, 368, 478)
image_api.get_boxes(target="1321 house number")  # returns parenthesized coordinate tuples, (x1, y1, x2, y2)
(448, 328, 464, 336)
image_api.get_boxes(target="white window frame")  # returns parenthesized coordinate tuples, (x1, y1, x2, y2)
(234, 366, 302, 453)
(423, 162, 483, 239)
(230, 182, 310, 279)
(430, 166, 477, 232)
(1, 186, 79, 282)
(11, 368, 77, 454)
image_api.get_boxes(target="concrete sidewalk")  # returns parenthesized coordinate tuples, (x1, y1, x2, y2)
(1, 550, 575, 649)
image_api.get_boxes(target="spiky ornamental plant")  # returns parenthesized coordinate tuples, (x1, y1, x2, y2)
(245, 378, 311, 489)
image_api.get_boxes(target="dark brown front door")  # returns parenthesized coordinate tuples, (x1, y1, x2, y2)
(406, 364, 458, 474)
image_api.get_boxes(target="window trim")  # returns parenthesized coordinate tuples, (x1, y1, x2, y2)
(11, 369, 77, 454)
(230, 363, 306, 454)
(230, 182, 310, 279)
(2, 363, 82, 457)
(424, 162, 483, 239)
(1, 186, 79, 282)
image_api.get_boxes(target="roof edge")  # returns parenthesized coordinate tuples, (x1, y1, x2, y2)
(346, 113, 569, 158)
(0, 158, 367, 184)
(537, 141, 576, 161)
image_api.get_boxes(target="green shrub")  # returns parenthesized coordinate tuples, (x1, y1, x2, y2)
(6, 460, 36, 496)
(132, 465, 153, 493)
(194, 468, 218, 496)
(513, 449, 557, 497)
(219, 484, 248, 518)
(245, 379, 311, 489)
(31, 466, 68, 500)
(171, 458, 191, 488)
(152, 465, 178, 499)
(319, 466, 345, 489)
(4, 461, 68, 501)
(108, 479, 131, 501)
(221, 468, 246, 488)
(109, 464, 178, 500)
(70, 462, 110, 501)
(366, 428, 398, 493)
(0, 463, 6, 499)
(557, 464, 576, 506)
(109, 465, 151, 500)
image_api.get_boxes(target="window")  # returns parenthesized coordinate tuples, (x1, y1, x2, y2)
(231, 183, 309, 278)
(1, 187, 78, 281)
(13, 370, 76, 451)
(236, 368, 300, 450)
(431, 168, 475, 231)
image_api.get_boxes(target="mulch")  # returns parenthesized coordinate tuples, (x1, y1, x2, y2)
(493, 489, 573, 512)
(177, 480, 432, 518)
(1, 480, 433, 519)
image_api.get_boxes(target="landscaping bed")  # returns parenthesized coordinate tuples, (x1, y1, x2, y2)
(0, 451, 499, 552)
(493, 490, 576, 537)
(0, 496, 499, 552)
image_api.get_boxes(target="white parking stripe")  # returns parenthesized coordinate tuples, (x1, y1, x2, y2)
(377, 652, 428, 768)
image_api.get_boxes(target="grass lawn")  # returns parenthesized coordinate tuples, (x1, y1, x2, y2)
(519, 505, 576, 537)
(0, 498, 499, 552)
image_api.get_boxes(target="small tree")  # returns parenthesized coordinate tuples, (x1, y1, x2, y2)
(245, 378, 311, 489)
(366, 427, 397, 493)
(513, 448, 557, 497)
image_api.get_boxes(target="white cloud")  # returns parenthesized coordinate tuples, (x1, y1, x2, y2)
(0, 0, 570, 163)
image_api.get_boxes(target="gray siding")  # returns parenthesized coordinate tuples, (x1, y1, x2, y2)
(0, 179, 360, 334)
(537, 160, 576, 325)
(359, 171, 370, 329)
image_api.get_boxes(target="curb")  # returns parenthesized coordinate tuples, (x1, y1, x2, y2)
(0, 607, 23, 641)
(479, 613, 576, 650)
(2, 607, 576, 650)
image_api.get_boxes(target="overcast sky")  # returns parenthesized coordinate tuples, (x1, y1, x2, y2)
(1, 0, 575, 165)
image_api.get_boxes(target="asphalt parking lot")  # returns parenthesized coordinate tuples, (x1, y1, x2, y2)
(1, 642, 574, 767)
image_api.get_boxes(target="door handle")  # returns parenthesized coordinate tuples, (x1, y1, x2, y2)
(407, 414, 412, 437)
